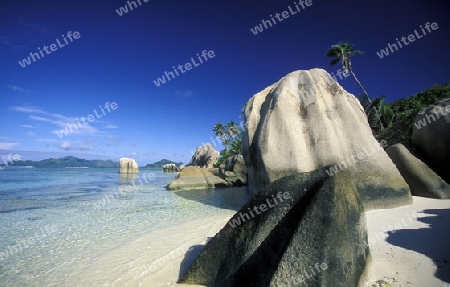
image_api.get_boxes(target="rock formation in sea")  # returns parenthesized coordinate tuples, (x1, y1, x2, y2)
(162, 163, 181, 173)
(242, 68, 411, 210)
(412, 98, 450, 183)
(189, 143, 220, 169)
(166, 166, 228, 190)
(119, 158, 139, 174)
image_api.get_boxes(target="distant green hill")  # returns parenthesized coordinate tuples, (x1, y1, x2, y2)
(12, 156, 119, 168)
(143, 159, 184, 168)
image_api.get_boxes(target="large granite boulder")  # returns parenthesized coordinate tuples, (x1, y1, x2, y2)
(412, 98, 450, 182)
(386, 143, 450, 199)
(119, 158, 139, 174)
(189, 143, 220, 168)
(179, 169, 369, 287)
(166, 166, 228, 190)
(219, 155, 247, 186)
(162, 163, 180, 173)
(242, 68, 411, 210)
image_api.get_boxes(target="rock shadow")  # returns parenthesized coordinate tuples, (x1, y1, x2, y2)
(386, 208, 450, 283)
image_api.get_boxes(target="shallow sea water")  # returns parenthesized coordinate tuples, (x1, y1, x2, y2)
(0, 168, 248, 286)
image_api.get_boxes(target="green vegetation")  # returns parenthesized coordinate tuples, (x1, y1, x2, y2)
(212, 121, 242, 167)
(13, 156, 119, 168)
(326, 41, 449, 144)
(373, 84, 450, 145)
(143, 159, 184, 168)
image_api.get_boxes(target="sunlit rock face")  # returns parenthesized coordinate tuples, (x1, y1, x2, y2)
(119, 158, 139, 174)
(242, 68, 411, 210)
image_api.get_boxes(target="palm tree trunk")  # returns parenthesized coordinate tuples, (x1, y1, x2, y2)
(349, 68, 384, 131)
(349, 69, 371, 105)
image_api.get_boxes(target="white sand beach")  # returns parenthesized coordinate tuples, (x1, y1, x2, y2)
(58, 213, 235, 287)
(364, 196, 450, 287)
(52, 196, 449, 287)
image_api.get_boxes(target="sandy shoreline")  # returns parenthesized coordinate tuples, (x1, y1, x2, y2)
(63, 196, 449, 287)
(66, 213, 235, 287)
(364, 196, 450, 287)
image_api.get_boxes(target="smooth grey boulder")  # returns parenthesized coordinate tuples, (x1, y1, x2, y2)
(242, 68, 411, 210)
(189, 143, 220, 169)
(119, 158, 139, 174)
(386, 143, 450, 199)
(179, 168, 370, 287)
(166, 166, 228, 190)
(412, 98, 450, 182)
(219, 155, 247, 186)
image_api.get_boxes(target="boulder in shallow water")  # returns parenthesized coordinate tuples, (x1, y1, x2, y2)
(162, 163, 180, 173)
(189, 143, 220, 169)
(166, 166, 228, 190)
(119, 158, 139, 174)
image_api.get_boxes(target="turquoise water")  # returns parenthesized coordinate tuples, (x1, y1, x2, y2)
(0, 168, 248, 286)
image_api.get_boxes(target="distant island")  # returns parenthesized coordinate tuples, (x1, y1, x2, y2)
(12, 156, 119, 168)
(142, 159, 184, 168)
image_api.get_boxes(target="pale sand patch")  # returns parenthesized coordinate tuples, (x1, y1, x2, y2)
(55, 196, 449, 287)
(364, 196, 450, 287)
(65, 213, 234, 287)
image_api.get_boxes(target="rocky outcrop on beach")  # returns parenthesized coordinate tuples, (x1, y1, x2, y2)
(179, 169, 369, 287)
(386, 143, 450, 199)
(166, 166, 228, 190)
(119, 158, 139, 174)
(412, 98, 450, 183)
(242, 68, 411, 210)
(219, 155, 247, 186)
(180, 69, 417, 286)
(162, 163, 180, 173)
(189, 143, 220, 168)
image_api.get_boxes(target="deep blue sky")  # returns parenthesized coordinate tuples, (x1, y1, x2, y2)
(0, 0, 449, 165)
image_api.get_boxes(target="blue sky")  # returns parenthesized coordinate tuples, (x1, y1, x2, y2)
(0, 0, 449, 165)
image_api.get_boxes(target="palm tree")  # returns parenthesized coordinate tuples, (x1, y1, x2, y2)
(225, 121, 240, 141)
(213, 123, 228, 149)
(326, 41, 384, 131)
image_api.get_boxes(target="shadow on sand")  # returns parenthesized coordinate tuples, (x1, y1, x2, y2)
(386, 208, 450, 283)
(178, 243, 211, 281)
